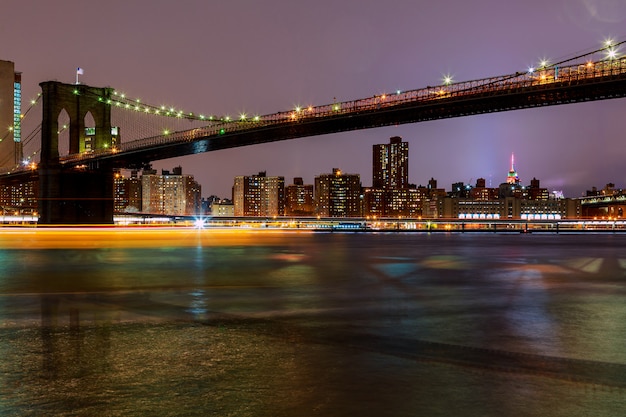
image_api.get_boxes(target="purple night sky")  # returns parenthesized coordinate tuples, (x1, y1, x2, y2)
(3, 0, 626, 198)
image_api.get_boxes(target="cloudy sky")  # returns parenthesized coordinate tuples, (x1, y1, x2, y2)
(3, 0, 626, 197)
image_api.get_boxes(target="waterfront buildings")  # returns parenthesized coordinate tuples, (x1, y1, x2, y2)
(437, 171, 580, 220)
(114, 166, 201, 215)
(142, 166, 201, 215)
(0, 172, 38, 215)
(0, 60, 22, 168)
(223, 146, 582, 220)
(233, 171, 285, 217)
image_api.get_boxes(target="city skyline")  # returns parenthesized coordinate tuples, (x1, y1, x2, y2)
(220, 149, 605, 200)
(3, 0, 626, 198)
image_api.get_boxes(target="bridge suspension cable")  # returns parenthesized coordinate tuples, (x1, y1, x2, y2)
(9, 37, 626, 170)
(0, 94, 42, 172)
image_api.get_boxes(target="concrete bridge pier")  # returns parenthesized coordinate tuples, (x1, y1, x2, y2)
(38, 164, 114, 225)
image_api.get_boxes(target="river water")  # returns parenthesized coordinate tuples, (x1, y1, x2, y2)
(0, 229, 624, 416)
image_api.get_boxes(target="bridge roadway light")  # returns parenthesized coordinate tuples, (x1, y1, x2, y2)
(606, 48, 618, 59)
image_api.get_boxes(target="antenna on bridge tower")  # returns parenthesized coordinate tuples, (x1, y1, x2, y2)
(75, 67, 84, 84)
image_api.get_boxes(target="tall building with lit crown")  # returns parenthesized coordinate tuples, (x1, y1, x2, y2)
(315, 168, 361, 217)
(233, 171, 285, 217)
(0, 60, 22, 168)
(506, 153, 519, 185)
(373, 136, 408, 189)
(141, 166, 201, 215)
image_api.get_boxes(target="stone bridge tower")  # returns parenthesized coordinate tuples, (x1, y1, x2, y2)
(38, 81, 116, 224)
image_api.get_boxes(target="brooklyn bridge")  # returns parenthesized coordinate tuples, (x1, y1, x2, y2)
(3, 40, 626, 224)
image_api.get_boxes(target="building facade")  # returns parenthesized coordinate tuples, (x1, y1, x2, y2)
(437, 165, 580, 220)
(114, 169, 142, 213)
(315, 168, 361, 217)
(372, 136, 408, 189)
(233, 171, 285, 217)
(0, 60, 22, 168)
(0, 172, 38, 215)
(211, 200, 235, 217)
(284, 177, 315, 216)
(365, 136, 422, 217)
(140, 166, 201, 215)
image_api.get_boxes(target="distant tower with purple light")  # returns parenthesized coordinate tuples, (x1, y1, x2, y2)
(506, 153, 519, 185)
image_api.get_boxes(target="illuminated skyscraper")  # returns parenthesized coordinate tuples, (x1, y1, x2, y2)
(365, 136, 423, 217)
(0, 60, 22, 167)
(506, 153, 519, 185)
(373, 136, 408, 189)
